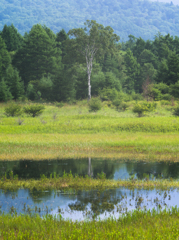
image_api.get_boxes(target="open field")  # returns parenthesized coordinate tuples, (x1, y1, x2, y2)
(0, 101, 179, 161)
(1, 208, 179, 239)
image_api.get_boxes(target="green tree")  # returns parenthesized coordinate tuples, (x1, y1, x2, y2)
(0, 78, 12, 102)
(0, 24, 23, 52)
(13, 24, 62, 87)
(0, 36, 11, 79)
(67, 20, 120, 100)
(4, 65, 24, 100)
(167, 52, 179, 85)
(124, 48, 140, 93)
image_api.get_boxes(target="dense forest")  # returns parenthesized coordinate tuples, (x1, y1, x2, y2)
(0, 0, 179, 41)
(0, 21, 179, 102)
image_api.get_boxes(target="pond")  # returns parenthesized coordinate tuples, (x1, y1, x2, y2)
(1, 158, 179, 180)
(0, 187, 178, 221)
(1, 158, 179, 220)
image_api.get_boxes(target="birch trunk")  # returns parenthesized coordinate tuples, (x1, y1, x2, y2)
(88, 73, 91, 101)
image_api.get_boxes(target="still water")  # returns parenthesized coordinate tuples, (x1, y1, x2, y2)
(1, 158, 179, 220)
(1, 158, 179, 180)
(0, 187, 178, 221)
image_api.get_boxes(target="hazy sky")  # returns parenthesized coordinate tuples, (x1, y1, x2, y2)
(150, 0, 179, 4)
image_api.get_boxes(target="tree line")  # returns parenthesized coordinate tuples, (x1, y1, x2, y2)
(0, 21, 179, 103)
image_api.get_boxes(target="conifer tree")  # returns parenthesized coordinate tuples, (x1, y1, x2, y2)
(0, 24, 23, 52)
(0, 78, 12, 102)
(124, 48, 140, 93)
(0, 36, 11, 79)
(13, 24, 62, 87)
(4, 65, 24, 100)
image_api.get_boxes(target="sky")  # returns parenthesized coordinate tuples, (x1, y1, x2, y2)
(150, 0, 179, 4)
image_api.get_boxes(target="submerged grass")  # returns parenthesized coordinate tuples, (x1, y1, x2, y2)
(1, 174, 179, 191)
(1, 208, 179, 239)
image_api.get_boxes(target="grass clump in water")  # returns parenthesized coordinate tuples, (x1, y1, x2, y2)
(1, 172, 179, 191)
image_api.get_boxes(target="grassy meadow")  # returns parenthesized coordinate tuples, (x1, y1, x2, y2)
(0, 100, 179, 161)
(1, 208, 179, 239)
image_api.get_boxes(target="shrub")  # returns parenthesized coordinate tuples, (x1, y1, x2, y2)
(55, 102, 64, 108)
(120, 102, 129, 111)
(173, 106, 179, 117)
(161, 94, 172, 101)
(132, 103, 149, 117)
(131, 93, 143, 101)
(23, 105, 45, 117)
(99, 88, 118, 101)
(132, 102, 157, 117)
(143, 102, 157, 112)
(160, 100, 170, 106)
(88, 98, 102, 112)
(4, 103, 22, 117)
(112, 99, 122, 111)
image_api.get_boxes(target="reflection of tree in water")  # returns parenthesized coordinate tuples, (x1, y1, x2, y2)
(126, 161, 179, 179)
(91, 158, 116, 179)
(68, 188, 122, 218)
(0, 161, 20, 178)
(1, 158, 117, 180)
(28, 188, 53, 203)
(2, 159, 179, 181)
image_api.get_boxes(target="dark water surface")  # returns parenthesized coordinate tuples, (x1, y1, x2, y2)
(1, 158, 179, 180)
(0, 188, 179, 221)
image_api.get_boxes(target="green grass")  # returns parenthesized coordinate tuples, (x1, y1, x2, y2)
(0, 101, 179, 160)
(1, 208, 179, 239)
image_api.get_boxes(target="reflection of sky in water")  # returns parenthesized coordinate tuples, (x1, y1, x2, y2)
(0, 188, 179, 221)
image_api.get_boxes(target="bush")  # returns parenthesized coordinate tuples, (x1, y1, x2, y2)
(120, 102, 129, 111)
(160, 100, 170, 106)
(4, 103, 22, 117)
(99, 88, 118, 101)
(173, 106, 179, 117)
(132, 102, 157, 117)
(143, 102, 157, 112)
(131, 93, 143, 101)
(112, 99, 122, 111)
(132, 103, 148, 117)
(55, 102, 64, 108)
(161, 94, 172, 101)
(23, 105, 45, 117)
(88, 98, 102, 112)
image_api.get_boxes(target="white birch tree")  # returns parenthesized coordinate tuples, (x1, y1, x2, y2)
(67, 20, 120, 100)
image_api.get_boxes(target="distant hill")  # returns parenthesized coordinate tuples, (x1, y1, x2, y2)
(1, 0, 179, 40)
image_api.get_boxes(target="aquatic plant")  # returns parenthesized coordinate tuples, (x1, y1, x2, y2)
(1, 173, 179, 191)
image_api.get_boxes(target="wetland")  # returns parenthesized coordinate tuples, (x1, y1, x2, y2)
(1, 102, 179, 239)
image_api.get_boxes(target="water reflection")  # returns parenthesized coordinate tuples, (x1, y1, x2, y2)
(1, 158, 179, 180)
(0, 188, 179, 221)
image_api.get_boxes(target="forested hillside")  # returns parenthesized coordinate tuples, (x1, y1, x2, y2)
(0, 21, 179, 103)
(0, 0, 179, 40)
